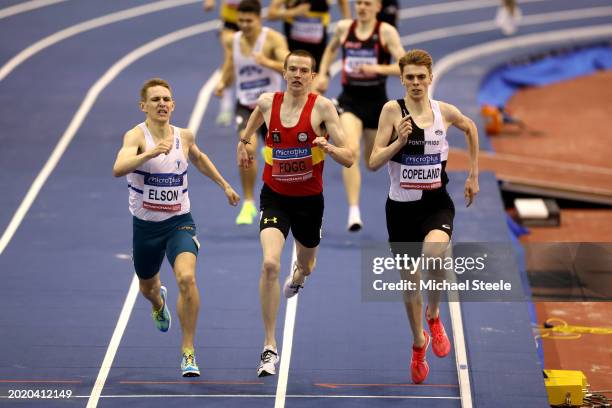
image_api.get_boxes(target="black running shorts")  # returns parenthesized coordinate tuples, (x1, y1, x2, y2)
(337, 90, 387, 130)
(259, 183, 324, 248)
(385, 188, 455, 247)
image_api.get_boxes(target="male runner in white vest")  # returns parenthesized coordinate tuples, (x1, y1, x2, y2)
(113, 78, 240, 377)
(370, 50, 479, 384)
(215, 0, 290, 225)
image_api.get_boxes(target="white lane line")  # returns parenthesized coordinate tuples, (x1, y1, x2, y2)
(404, 6, 612, 45)
(73, 394, 462, 399)
(274, 244, 299, 408)
(86, 276, 139, 408)
(432, 24, 612, 93)
(0, 0, 202, 81)
(0, 0, 68, 20)
(187, 70, 221, 133)
(398, 0, 548, 19)
(329, 0, 549, 32)
(0, 21, 217, 257)
(431, 23, 612, 407)
(446, 256, 473, 408)
(331, 4, 612, 75)
(449, 301, 472, 408)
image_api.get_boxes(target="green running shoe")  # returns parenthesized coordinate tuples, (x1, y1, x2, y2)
(235, 201, 257, 225)
(151, 286, 171, 332)
(181, 350, 201, 377)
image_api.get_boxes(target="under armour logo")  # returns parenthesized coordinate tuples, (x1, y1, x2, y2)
(263, 217, 277, 224)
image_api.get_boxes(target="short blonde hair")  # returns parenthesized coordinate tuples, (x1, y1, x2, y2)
(399, 49, 433, 75)
(140, 78, 172, 101)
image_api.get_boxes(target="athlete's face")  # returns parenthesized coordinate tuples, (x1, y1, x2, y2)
(237, 12, 260, 36)
(140, 85, 175, 122)
(354, 0, 380, 22)
(283, 55, 315, 93)
(401, 65, 432, 100)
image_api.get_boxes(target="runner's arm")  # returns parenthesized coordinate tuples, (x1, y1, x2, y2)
(186, 129, 240, 205)
(113, 128, 165, 177)
(362, 23, 405, 76)
(267, 0, 311, 20)
(315, 98, 353, 168)
(369, 101, 406, 170)
(442, 102, 480, 206)
(254, 31, 290, 73)
(216, 33, 235, 95)
(338, 0, 351, 19)
(315, 21, 347, 91)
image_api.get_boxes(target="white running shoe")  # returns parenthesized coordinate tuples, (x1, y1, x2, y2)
(495, 6, 521, 36)
(283, 262, 305, 298)
(256, 346, 279, 377)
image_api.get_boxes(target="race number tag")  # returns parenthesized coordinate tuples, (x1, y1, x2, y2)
(142, 173, 183, 212)
(239, 77, 272, 107)
(290, 16, 324, 43)
(344, 48, 377, 78)
(400, 153, 442, 190)
(272, 147, 313, 183)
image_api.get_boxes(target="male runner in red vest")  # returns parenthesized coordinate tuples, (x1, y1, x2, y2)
(237, 50, 354, 377)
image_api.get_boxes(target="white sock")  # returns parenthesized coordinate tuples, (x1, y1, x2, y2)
(349, 205, 361, 220)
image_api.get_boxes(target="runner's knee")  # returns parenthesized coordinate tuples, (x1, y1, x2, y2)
(262, 258, 280, 280)
(175, 269, 196, 292)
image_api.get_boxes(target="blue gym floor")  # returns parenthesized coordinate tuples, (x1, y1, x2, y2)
(1, 0, 610, 406)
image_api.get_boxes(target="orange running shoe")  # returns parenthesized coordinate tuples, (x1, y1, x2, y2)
(411, 330, 430, 384)
(427, 307, 451, 358)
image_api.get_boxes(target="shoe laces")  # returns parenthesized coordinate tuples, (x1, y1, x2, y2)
(183, 353, 195, 367)
(290, 264, 304, 292)
(152, 309, 162, 321)
(429, 317, 445, 341)
(261, 349, 277, 364)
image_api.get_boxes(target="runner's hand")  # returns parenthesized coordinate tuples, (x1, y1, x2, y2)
(252, 52, 267, 67)
(149, 139, 173, 158)
(396, 115, 412, 145)
(214, 82, 224, 98)
(289, 3, 311, 17)
(314, 75, 329, 94)
(203, 0, 215, 11)
(224, 185, 240, 206)
(464, 174, 479, 207)
(313, 137, 333, 154)
(237, 142, 253, 168)
(357, 63, 379, 76)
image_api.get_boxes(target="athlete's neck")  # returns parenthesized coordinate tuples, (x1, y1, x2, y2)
(244, 27, 261, 44)
(145, 118, 172, 141)
(403, 95, 430, 115)
(284, 90, 309, 107)
(356, 18, 376, 34)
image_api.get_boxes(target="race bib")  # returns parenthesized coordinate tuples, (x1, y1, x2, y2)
(344, 48, 377, 78)
(400, 153, 442, 190)
(239, 77, 271, 107)
(142, 173, 183, 212)
(290, 16, 324, 43)
(272, 147, 313, 183)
